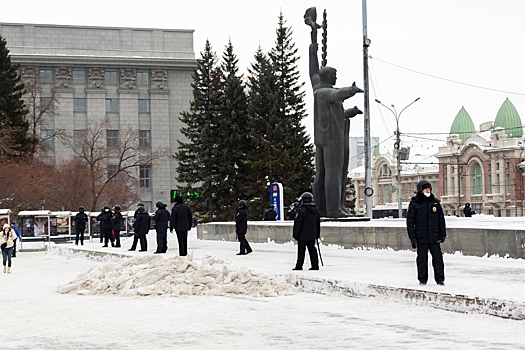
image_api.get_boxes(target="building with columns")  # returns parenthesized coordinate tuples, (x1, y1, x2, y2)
(350, 98, 525, 217)
(0, 22, 196, 210)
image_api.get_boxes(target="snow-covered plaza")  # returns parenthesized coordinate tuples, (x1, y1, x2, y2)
(3, 223, 525, 349)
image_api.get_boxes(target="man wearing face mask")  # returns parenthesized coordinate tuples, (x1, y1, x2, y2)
(406, 179, 446, 286)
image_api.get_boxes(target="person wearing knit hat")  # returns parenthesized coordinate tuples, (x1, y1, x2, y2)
(406, 179, 447, 286)
(1, 223, 17, 273)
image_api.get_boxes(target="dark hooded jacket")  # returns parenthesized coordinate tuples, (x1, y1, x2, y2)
(406, 192, 446, 243)
(133, 207, 151, 235)
(293, 203, 321, 241)
(234, 206, 248, 235)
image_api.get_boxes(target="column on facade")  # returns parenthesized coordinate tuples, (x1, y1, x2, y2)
(150, 89, 170, 203)
(55, 88, 75, 162)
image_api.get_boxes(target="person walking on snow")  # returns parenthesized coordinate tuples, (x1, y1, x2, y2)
(10, 222, 21, 257)
(1, 223, 17, 273)
(406, 179, 446, 286)
(292, 192, 321, 271)
(234, 200, 252, 255)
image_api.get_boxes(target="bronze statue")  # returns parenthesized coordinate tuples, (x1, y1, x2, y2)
(305, 7, 363, 218)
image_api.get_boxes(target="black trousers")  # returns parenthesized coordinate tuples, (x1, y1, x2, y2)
(176, 231, 188, 256)
(75, 228, 85, 245)
(130, 233, 147, 251)
(12, 239, 17, 257)
(101, 228, 113, 246)
(237, 233, 252, 254)
(113, 230, 121, 247)
(295, 239, 319, 269)
(416, 242, 445, 283)
(155, 222, 168, 253)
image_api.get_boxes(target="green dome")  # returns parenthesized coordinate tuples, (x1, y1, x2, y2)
(450, 106, 475, 143)
(493, 98, 523, 138)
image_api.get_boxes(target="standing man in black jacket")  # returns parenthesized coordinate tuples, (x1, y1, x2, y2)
(97, 206, 113, 247)
(111, 205, 123, 248)
(74, 206, 88, 246)
(154, 201, 170, 254)
(234, 200, 252, 255)
(169, 196, 192, 256)
(292, 192, 321, 271)
(131, 206, 150, 252)
(406, 179, 446, 286)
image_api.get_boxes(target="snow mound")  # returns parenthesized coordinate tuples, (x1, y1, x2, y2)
(57, 254, 299, 297)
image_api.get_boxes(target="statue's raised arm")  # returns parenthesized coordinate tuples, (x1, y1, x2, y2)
(305, 7, 321, 88)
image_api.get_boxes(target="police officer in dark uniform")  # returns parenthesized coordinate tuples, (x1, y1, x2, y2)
(170, 196, 192, 256)
(131, 206, 150, 251)
(234, 200, 252, 255)
(292, 192, 320, 270)
(153, 201, 170, 254)
(97, 205, 113, 247)
(263, 204, 277, 221)
(74, 206, 88, 245)
(111, 205, 123, 248)
(463, 202, 475, 217)
(406, 179, 446, 286)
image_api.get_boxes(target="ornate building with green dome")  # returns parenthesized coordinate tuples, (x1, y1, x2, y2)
(351, 98, 525, 217)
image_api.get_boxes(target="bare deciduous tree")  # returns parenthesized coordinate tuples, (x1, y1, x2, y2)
(22, 70, 64, 154)
(62, 116, 169, 211)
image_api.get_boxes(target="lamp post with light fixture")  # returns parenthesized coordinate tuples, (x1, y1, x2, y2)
(375, 97, 420, 218)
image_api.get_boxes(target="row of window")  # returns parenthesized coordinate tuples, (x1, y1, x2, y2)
(41, 129, 151, 149)
(68, 98, 150, 113)
(108, 164, 151, 188)
(38, 69, 150, 86)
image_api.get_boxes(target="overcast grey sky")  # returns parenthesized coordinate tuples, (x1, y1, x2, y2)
(2, 0, 524, 155)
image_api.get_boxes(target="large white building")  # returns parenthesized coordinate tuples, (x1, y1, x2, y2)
(0, 22, 197, 210)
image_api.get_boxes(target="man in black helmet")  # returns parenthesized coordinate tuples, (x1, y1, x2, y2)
(170, 196, 192, 256)
(97, 205, 113, 247)
(463, 202, 475, 217)
(406, 179, 446, 286)
(111, 205, 123, 248)
(292, 192, 321, 270)
(153, 201, 170, 254)
(74, 206, 88, 245)
(234, 200, 252, 255)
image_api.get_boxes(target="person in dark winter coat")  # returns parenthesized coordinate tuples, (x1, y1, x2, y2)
(111, 205, 123, 248)
(263, 205, 277, 221)
(130, 206, 150, 251)
(234, 200, 252, 255)
(292, 192, 321, 270)
(153, 201, 170, 254)
(74, 206, 88, 245)
(169, 196, 192, 256)
(286, 202, 299, 220)
(406, 179, 446, 286)
(463, 202, 475, 217)
(10, 223, 21, 257)
(97, 206, 113, 247)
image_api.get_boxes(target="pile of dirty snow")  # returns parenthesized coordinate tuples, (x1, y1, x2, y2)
(57, 254, 299, 297)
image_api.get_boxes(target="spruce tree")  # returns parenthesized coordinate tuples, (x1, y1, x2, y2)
(267, 12, 315, 210)
(212, 40, 250, 220)
(175, 40, 223, 221)
(0, 35, 36, 158)
(245, 48, 281, 218)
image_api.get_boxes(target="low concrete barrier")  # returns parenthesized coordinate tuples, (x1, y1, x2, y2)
(197, 221, 525, 259)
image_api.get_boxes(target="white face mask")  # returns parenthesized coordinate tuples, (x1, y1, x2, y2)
(423, 192, 431, 197)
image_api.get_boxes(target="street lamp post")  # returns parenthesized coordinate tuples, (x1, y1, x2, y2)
(375, 97, 420, 219)
(40, 198, 46, 211)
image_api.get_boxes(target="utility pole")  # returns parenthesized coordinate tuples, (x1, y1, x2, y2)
(375, 97, 420, 218)
(362, 0, 372, 218)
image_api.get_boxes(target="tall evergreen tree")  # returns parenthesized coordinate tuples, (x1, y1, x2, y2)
(175, 40, 223, 221)
(212, 39, 250, 220)
(0, 35, 36, 158)
(246, 48, 281, 217)
(262, 12, 315, 213)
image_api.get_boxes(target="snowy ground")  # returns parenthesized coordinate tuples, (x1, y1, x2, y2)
(3, 228, 525, 349)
